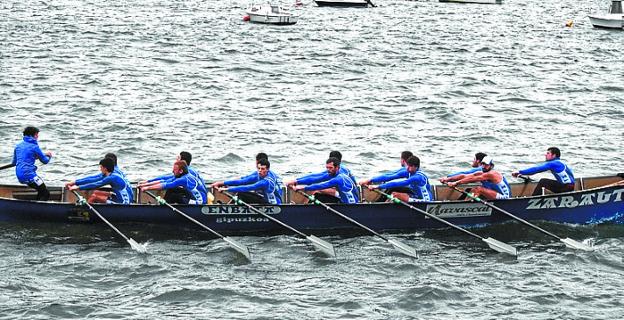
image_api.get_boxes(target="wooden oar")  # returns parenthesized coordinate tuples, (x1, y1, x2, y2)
(372, 189, 517, 256)
(366, 0, 377, 7)
(449, 186, 593, 251)
(222, 191, 335, 257)
(0, 163, 15, 170)
(295, 189, 417, 258)
(71, 190, 147, 253)
(517, 174, 534, 183)
(144, 191, 251, 260)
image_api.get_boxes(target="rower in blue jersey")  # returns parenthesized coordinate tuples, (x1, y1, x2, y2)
(447, 152, 487, 177)
(139, 160, 207, 204)
(367, 156, 434, 202)
(67, 153, 133, 203)
(67, 158, 133, 204)
(12, 126, 53, 201)
(360, 151, 413, 202)
(292, 151, 357, 186)
(291, 157, 359, 204)
(212, 153, 283, 204)
(216, 158, 282, 204)
(440, 156, 511, 200)
(141, 151, 208, 204)
(512, 147, 575, 196)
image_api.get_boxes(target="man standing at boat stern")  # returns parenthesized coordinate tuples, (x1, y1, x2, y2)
(512, 147, 575, 196)
(12, 126, 53, 201)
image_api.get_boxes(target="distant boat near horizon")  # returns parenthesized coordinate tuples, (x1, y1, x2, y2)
(314, 0, 370, 7)
(439, 0, 502, 4)
(244, 3, 299, 25)
(589, 0, 624, 29)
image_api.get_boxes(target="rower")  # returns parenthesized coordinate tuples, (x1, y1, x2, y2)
(290, 157, 359, 204)
(359, 151, 413, 201)
(216, 158, 282, 204)
(440, 156, 511, 200)
(66, 153, 132, 203)
(12, 126, 53, 201)
(139, 160, 207, 204)
(445, 152, 487, 200)
(367, 156, 434, 202)
(512, 147, 575, 196)
(66, 157, 133, 204)
(211, 152, 284, 204)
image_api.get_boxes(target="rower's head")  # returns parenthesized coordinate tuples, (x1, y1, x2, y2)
(257, 158, 270, 178)
(329, 151, 342, 162)
(400, 151, 413, 167)
(105, 153, 118, 166)
(406, 156, 420, 174)
(178, 151, 192, 165)
(23, 126, 40, 139)
(256, 152, 268, 164)
(480, 156, 495, 172)
(172, 160, 189, 177)
(546, 147, 560, 161)
(325, 157, 341, 175)
(99, 157, 115, 176)
(473, 152, 487, 168)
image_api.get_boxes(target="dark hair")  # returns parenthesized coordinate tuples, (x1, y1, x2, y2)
(401, 151, 413, 161)
(99, 157, 115, 173)
(257, 157, 270, 169)
(326, 157, 341, 167)
(475, 152, 487, 162)
(256, 152, 268, 161)
(23, 126, 39, 137)
(406, 156, 420, 169)
(104, 153, 118, 166)
(174, 160, 189, 175)
(329, 151, 342, 161)
(547, 147, 561, 158)
(179, 151, 192, 165)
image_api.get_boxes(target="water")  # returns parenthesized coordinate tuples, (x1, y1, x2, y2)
(1, 0, 623, 318)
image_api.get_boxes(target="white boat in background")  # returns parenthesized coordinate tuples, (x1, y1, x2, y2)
(244, 3, 300, 25)
(314, 0, 370, 7)
(439, 0, 502, 4)
(589, 0, 624, 29)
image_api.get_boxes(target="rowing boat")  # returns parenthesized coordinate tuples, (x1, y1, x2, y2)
(1, 175, 622, 236)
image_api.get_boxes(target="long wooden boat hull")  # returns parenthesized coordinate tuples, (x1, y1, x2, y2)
(1, 184, 623, 236)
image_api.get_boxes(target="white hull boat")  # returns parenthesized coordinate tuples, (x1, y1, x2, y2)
(589, 0, 624, 29)
(245, 3, 299, 25)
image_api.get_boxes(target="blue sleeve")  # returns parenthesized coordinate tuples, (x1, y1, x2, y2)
(303, 176, 338, 192)
(148, 173, 174, 183)
(519, 162, 556, 175)
(34, 146, 50, 164)
(11, 148, 17, 165)
(228, 179, 268, 193)
(79, 175, 114, 190)
(162, 177, 186, 189)
(76, 173, 105, 185)
(297, 171, 329, 185)
(378, 179, 409, 189)
(370, 168, 407, 184)
(447, 167, 481, 177)
(225, 172, 258, 186)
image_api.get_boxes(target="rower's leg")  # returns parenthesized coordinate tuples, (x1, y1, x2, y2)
(27, 179, 50, 201)
(89, 190, 111, 203)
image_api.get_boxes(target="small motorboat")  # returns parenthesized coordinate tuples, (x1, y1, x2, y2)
(589, 0, 624, 29)
(439, 0, 502, 4)
(314, 0, 371, 7)
(244, 3, 300, 25)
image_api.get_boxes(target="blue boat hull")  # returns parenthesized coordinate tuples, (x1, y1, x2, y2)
(1, 185, 623, 236)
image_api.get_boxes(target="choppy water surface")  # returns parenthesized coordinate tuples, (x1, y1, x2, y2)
(1, 0, 623, 318)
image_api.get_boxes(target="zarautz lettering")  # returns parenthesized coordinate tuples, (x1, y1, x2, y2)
(526, 189, 624, 210)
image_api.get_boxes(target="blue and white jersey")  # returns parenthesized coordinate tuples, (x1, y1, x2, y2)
(12, 136, 51, 184)
(77, 172, 133, 204)
(378, 170, 434, 202)
(225, 170, 284, 202)
(370, 167, 409, 184)
(303, 172, 359, 204)
(481, 176, 512, 199)
(149, 165, 207, 190)
(227, 172, 282, 204)
(519, 159, 575, 185)
(162, 174, 207, 204)
(447, 167, 482, 178)
(297, 166, 357, 186)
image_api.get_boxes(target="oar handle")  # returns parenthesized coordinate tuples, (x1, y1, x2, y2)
(517, 175, 533, 184)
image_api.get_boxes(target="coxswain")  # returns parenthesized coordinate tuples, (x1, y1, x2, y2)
(12, 126, 53, 201)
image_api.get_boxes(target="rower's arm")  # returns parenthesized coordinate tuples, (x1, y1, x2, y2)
(518, 162, 554, 175)
(455, 172, 484, 185)
(225, 172, 257, 186)
(297, 171, 329, 185)
(370, 168, 407, 184)
(228, 179, 267, 193)
(303, 176, 337, 192)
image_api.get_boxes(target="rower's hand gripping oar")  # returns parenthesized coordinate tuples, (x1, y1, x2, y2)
(449, 186, 593, 251)
(71, 190, 147, 253)
(144, 191, 251, 260)
(372, 189, 517, 256)
(222, 191, 335, 257)
(295, 189, 417, 258)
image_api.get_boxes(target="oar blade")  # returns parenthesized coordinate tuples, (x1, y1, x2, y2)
(483, 237, 517, 256)
(561, 237, 594, 251)
(306, 235, 336, 257)
(387, 239, 418, 258)
(223, 236, 252, 261)
(128, 238, 148, 254)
